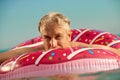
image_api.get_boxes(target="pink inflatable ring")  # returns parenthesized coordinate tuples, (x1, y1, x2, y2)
(0, 28, 120, 80)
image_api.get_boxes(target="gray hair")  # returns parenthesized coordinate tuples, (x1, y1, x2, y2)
(38, 12, 70, 32)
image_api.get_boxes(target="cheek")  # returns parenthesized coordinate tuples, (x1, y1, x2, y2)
(58, 40, 66, 46)
(59, 36, 69, 43)
(66, 35, 71, 41)
(64, 36, 70, 42)
(58, 41, 70, 48)
(43, 40, 50, 47)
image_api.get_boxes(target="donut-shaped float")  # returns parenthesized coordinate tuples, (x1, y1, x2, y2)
(0, 28, 120, 80)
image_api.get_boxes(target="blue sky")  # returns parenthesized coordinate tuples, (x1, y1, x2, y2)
(0, 0, 120, 50)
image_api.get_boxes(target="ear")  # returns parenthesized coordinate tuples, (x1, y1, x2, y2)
(68, 31, 71, 41)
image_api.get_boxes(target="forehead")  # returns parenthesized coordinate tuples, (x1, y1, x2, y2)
(41, 23, 67, 35)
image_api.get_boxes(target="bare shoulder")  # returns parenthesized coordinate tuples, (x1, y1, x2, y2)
(70, 42, 88, 47)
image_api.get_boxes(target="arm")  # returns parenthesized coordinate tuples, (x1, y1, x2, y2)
(71, 42, 120, 55)
(0, 45, 44, 64)
(89, 44, 120, 55)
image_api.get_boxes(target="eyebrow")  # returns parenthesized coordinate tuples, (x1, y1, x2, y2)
(43, 33, 63, 37)
(56, 33, 63, 35)
(43, 35, 49, 37)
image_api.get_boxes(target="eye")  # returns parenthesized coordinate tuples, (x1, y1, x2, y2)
(43, 36, 51, 40)
(56, 35, 62, 40)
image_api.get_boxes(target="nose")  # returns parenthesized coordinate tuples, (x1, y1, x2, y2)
(50, 38, 57, 48)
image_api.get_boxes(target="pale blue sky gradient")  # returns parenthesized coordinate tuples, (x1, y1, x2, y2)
(0, 0, 120, 50)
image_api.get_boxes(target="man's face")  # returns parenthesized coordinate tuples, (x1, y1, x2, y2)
(40, 23, 71, 50)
